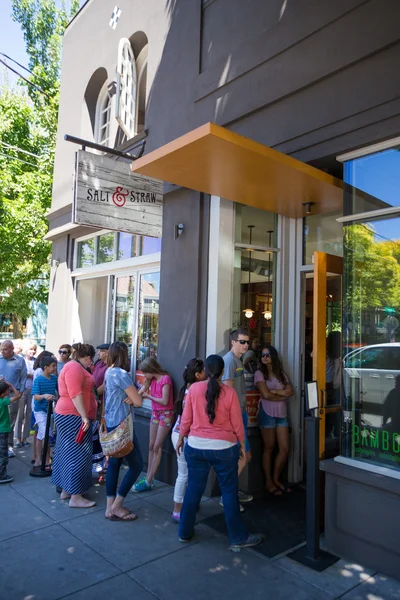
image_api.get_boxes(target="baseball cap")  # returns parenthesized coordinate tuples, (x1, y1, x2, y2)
(96, 343, 110, 350)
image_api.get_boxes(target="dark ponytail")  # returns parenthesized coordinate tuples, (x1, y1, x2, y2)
(175, 358, 205, 417)
(205, 355, 224, 424)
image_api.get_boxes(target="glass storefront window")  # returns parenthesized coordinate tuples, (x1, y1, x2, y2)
(75, 232, 161, 268)
(342, 144, 400, 471)
(117, 232, 139, 260)
(76, 276, 108, 347)
(303, 211, 343, 265)
(137, 272, 160, 368)
(233, 205, 277, 344)
(77, 238, 95, 268)
(235, 205, 276, 246)
(345, 145, 400, 215)
(141, 236, 162, 255)
(114, 276, 136, 356)
(97, 232, 115, 263)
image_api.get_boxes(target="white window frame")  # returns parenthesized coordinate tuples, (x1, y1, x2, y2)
(116, 38, 137, 138)
(94, 81, 112, 147)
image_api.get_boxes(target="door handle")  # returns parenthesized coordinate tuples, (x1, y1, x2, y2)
(385, 375, 394, 379)
(369, 374, 380, 378)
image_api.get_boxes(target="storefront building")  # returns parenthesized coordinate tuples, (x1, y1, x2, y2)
(47, 0, 400, 576)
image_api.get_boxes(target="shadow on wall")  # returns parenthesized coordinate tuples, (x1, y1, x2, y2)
(144, 0, 295, 153)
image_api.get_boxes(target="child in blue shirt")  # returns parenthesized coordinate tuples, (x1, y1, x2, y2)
(32, 357, 58, 469)
(0, 380, 19, 483)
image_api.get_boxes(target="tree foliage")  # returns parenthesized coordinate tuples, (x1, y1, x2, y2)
(344, 223, 400, 343)
(0, 0, 79, 335)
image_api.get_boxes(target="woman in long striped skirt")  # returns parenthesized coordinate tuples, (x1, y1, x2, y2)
(52, 343, 97, 508)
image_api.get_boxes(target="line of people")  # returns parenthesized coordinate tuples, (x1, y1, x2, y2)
(0, 329, 293, 551)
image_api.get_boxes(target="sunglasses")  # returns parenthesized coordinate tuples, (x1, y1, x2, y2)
(261, 352, 271, 358)
(236, 340, 249, 345)
(59, 350, 69, 355)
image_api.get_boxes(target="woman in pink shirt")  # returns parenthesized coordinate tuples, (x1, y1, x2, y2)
(254, 345, 293, 496)
(52, 343, 97, 509)
(176, 354, 262, 551)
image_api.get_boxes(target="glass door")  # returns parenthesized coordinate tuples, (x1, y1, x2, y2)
(313, 252, 343, 459)
(113, 275, 136, 362)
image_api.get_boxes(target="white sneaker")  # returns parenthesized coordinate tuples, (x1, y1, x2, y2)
(8, 448, 15, 458)
(219, 497, 244, 512)
(238, 490, 253, 503)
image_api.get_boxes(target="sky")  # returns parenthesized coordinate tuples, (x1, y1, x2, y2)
(0, 1, 29, 87)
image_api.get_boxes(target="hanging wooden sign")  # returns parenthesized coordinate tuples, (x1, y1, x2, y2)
(73, 150, 163, 237)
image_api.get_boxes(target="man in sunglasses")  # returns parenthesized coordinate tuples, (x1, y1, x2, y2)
(221, 328, 253, 506)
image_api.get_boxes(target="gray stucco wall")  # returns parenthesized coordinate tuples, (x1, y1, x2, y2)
(157, 189, 209, 386)
(322, 459, 400, 580)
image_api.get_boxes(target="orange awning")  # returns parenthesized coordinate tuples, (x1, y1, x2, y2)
(131, 122, 343, 218)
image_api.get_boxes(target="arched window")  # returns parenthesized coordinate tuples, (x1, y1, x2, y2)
(95, 82, 112, 146)
(116, 38, 137, 138)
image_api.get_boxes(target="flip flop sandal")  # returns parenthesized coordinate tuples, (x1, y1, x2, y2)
(106, 509, 139, 522)
(268, 488, 283, 496)
(279, 484, 293, 493)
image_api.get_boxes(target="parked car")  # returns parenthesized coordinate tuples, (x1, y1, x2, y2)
(343, 343, 400, 425)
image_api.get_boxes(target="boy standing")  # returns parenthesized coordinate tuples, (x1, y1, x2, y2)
(0, 380, 20, 483)
(31, 357, 58, 469)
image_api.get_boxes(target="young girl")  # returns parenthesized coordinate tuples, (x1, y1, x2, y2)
(132, 358, 174, 493)
(171, 358, 206, 523)
(254, 345, 293, 496)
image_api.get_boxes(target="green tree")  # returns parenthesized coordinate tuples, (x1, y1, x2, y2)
(0, 0, 79, 337)
(344, 223, 400, 344)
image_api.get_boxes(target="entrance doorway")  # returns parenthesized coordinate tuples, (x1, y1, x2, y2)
(301, 252, 343, 468)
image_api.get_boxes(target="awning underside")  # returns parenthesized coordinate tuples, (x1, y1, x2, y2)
(131, 122, 343, 218)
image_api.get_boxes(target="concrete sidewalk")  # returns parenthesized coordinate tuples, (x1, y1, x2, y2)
(1, 449, 400, 600)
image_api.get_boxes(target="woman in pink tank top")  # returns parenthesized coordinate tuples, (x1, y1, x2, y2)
(254, 345, 293, 496)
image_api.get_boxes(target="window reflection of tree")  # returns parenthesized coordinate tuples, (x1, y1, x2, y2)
(344, 223, 400, 346)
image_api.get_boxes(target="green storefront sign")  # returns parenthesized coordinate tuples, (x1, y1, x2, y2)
(353, 424, 400, 464)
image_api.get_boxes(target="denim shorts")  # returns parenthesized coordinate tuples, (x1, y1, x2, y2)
(258, 404, 288, 429)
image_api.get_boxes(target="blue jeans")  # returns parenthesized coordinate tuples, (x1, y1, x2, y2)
(178, 444, 248, 545)
(106, 429, 143, 498)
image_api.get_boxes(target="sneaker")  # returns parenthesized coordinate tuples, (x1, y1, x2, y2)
(8, 448, 15, 458)
(238, 491, 253, 503)
(171, 512, 180, 524)
(179, 536, 192, 543)
(22, 441, 31, 447)
(131, 479, 154, 493)
(229, 534, 263, 552)
(0, 474, 14, 484)
(14, 442, 23, 449)
(219, 496, 245, 512)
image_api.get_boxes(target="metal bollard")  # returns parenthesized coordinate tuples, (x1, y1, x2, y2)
(288, 416, 338, 571)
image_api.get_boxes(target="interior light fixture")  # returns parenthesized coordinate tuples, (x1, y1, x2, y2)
(262, 230, 274, 321)
(302, 201, 315, 216)
(243, 225, 255, 319)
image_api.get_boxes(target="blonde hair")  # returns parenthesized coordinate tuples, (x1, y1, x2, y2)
(139, 357, 168, 376)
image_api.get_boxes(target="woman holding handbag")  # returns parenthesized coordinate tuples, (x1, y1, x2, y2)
(52, 343, 97, 508)
(104, 341, 143, 521)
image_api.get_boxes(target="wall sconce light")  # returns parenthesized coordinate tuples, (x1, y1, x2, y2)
(263, 310, 272, 320)
(302, 202, 315, 216)
(174, 223, 184, 239)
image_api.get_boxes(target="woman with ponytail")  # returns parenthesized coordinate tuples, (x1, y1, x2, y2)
(176, 355, 262, 551)
(171, 358, 206, 523)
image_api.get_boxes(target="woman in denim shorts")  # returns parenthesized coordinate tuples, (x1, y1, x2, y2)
(254, 346, 293, 496)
